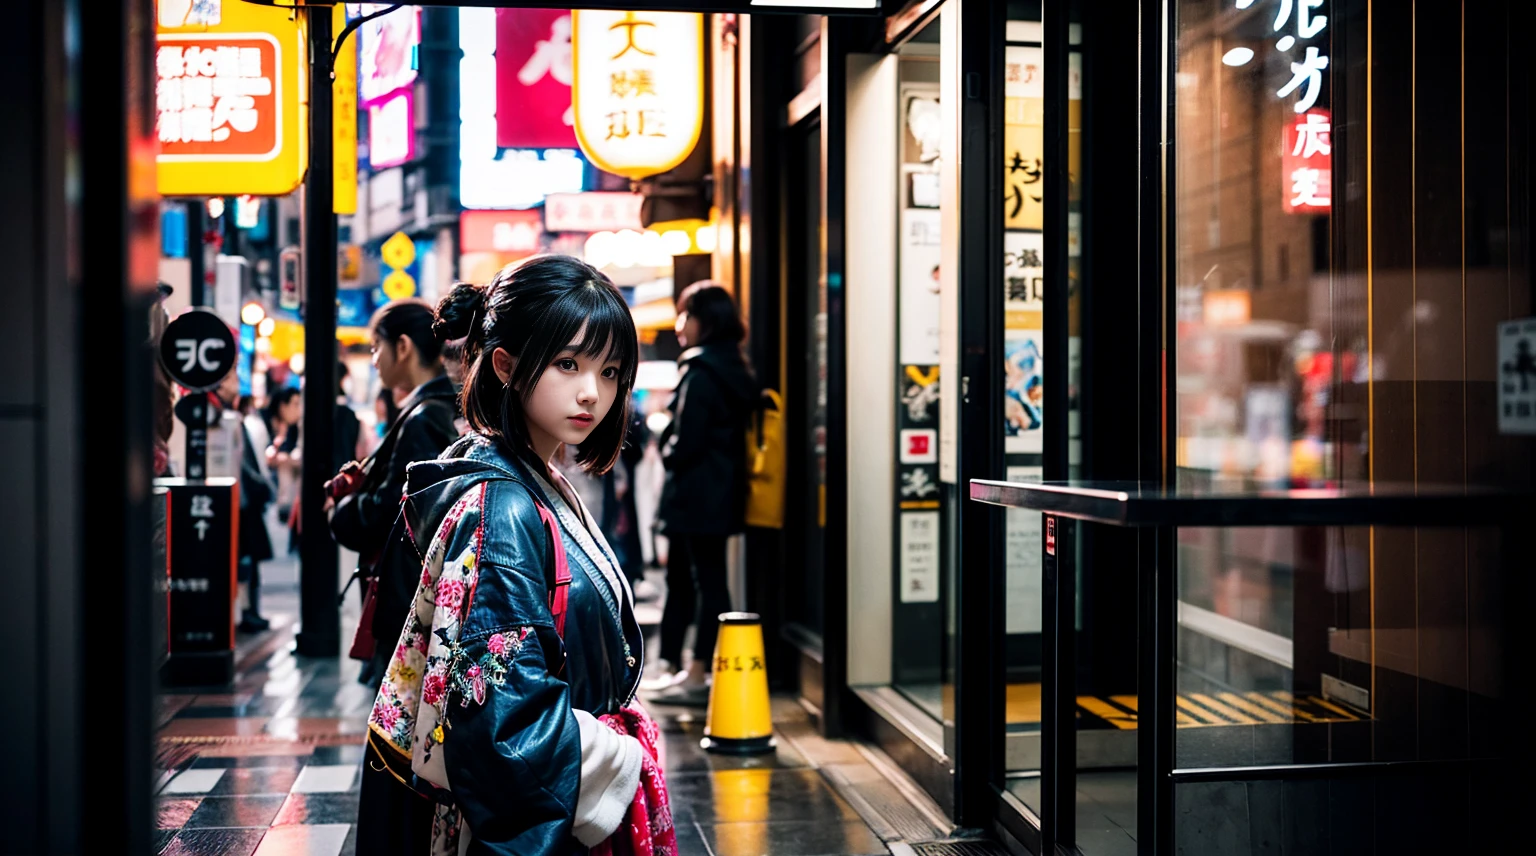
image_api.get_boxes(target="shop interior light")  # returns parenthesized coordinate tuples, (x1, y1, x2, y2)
(611, 229, 642, 269)
(257, 317, 276, 338)
(660, 229, 692, 256)
(584, 231, 616, 269)
(289, 353, 306, 375)
(639, 230, 670, 267)
(240, 302, 266, 327)
(694, 224, 717, 254)
(1222, 47, 1255, 66)
(255, 337, 272, 354)
(206, 197, 226, 219)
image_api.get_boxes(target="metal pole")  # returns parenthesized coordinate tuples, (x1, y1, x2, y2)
(187, 200, 205, 306)
(297, 5, 339, 657)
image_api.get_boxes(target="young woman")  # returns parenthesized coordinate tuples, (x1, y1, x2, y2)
(329, 298, 460, 687)
(263, 386, 303, 552)
(646, 282, 758, 704)
(360, 256, 672, 855)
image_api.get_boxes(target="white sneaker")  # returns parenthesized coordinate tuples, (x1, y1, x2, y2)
(639, 660, 680, 691)
(649, 677, 710, 707)
(632, 579, 661, 602)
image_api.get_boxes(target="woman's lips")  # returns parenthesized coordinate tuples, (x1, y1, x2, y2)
(568, 414, 595, 425)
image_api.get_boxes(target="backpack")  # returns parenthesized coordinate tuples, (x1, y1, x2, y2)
(743, 389, 785, 529)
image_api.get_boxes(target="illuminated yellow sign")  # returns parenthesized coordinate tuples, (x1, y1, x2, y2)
(155, 0, 309, 196)
(571, 10, 704, 180)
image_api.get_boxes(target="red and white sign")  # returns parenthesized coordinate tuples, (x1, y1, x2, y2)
(1281, 108, 1331, 213)
(900, 429, 938, 464)
(544, 192, 645, 233)
(156, 35, 280, 159)
(367, 87, 415, 169)
(496, 9, 578, 150)
(1045, 516, 1056, 556)
(358, 5, 420, 106)
(460, 209, 544, 256)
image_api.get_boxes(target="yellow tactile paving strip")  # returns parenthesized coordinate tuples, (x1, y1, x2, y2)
(1004, 683, 1369, 728)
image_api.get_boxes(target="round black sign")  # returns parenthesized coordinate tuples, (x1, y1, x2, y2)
(159, 309, 238, 392)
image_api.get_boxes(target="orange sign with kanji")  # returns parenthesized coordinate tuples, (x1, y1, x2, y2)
(156, 0, 308, 196)
(156, 36, 280, 159)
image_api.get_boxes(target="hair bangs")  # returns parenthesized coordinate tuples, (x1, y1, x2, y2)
(570, 282, 639, 386)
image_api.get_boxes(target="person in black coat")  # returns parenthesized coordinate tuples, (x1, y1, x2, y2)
(213, 370, 275, 633)
(647, 282, 758, 704)
(328, 298, 460, 687)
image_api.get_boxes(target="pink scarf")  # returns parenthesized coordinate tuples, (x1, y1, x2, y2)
(590, 707, 677, 856)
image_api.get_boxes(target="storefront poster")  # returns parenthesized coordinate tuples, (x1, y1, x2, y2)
(1004, 331, 1044, 453)
(900, 208, 943, 365)
(1003, 46, 1081, 230)
(1004, 230, 1043, 329)
(1005, 465, 1043, 634)
(899, 511, 941, 604)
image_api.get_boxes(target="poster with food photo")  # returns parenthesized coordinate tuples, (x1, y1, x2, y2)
(1003, 330, 1043, 453)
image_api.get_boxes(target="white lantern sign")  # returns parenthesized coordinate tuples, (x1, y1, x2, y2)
(571, 10, 704, 180)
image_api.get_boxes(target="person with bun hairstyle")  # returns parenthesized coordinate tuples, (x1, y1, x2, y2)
(359, 257, 673, 856)
(329, 298, 461, 687)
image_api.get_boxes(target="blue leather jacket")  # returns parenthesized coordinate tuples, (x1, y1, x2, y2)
(402, 434, 644, 854)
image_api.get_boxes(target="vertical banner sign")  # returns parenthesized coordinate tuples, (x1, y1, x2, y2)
(156, 0, 309, 196)
(1281, 108, 1331, 213)
(497, 9, 579, 149)
(333, 4, 358, 214)
(571, 10, 705, 180)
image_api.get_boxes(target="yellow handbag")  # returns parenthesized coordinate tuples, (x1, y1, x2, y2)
(744, 389, 785, 529)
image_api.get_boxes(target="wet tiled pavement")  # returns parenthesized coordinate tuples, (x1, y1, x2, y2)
(152, 553, 951, 855)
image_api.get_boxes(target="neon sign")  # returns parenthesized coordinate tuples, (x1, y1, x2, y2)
(460, 7, 587, 209)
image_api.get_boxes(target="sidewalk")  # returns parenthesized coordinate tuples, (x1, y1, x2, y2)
(152, 539, 998, 854)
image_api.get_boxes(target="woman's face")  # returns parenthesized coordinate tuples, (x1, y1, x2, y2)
(505, 324, 622, 461)
(371, 334, 406, 389)
(674, 310, 701, 349)
(280, 395, 302, 426)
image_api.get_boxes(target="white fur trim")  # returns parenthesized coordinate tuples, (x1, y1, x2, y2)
(571, 709, 643, 847)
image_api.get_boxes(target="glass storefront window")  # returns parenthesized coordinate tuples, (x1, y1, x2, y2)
(1173, 0, 1529, 783)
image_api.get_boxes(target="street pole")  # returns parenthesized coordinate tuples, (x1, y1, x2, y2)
(297, 4, 339, 657)
(187, 200, 205, 306)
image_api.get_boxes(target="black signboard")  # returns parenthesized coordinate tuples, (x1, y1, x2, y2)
(160, 478, 239, 686)
(244, 0, 882, 15)
(159, 309, 237, 392)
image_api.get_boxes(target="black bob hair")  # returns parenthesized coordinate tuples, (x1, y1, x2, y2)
(371, 298, 446, 366)
(676, 280, 745, 346)
(434, 255, 638, 476)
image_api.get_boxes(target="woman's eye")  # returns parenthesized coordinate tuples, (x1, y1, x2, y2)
(602, 367, 619, 379)
(556, 358, 577, 371)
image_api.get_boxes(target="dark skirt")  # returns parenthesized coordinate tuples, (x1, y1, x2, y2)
(237, 505, 273, 564)
(356, 738, 436, 855)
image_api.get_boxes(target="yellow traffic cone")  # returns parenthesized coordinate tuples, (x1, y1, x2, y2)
(700, 611, 776, 755)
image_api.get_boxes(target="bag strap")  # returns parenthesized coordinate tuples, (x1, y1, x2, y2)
(358, 388, 457, 483)
(451, 481, 571, 651)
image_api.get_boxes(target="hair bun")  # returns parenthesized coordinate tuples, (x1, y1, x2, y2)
(434, 281, 486, 343)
